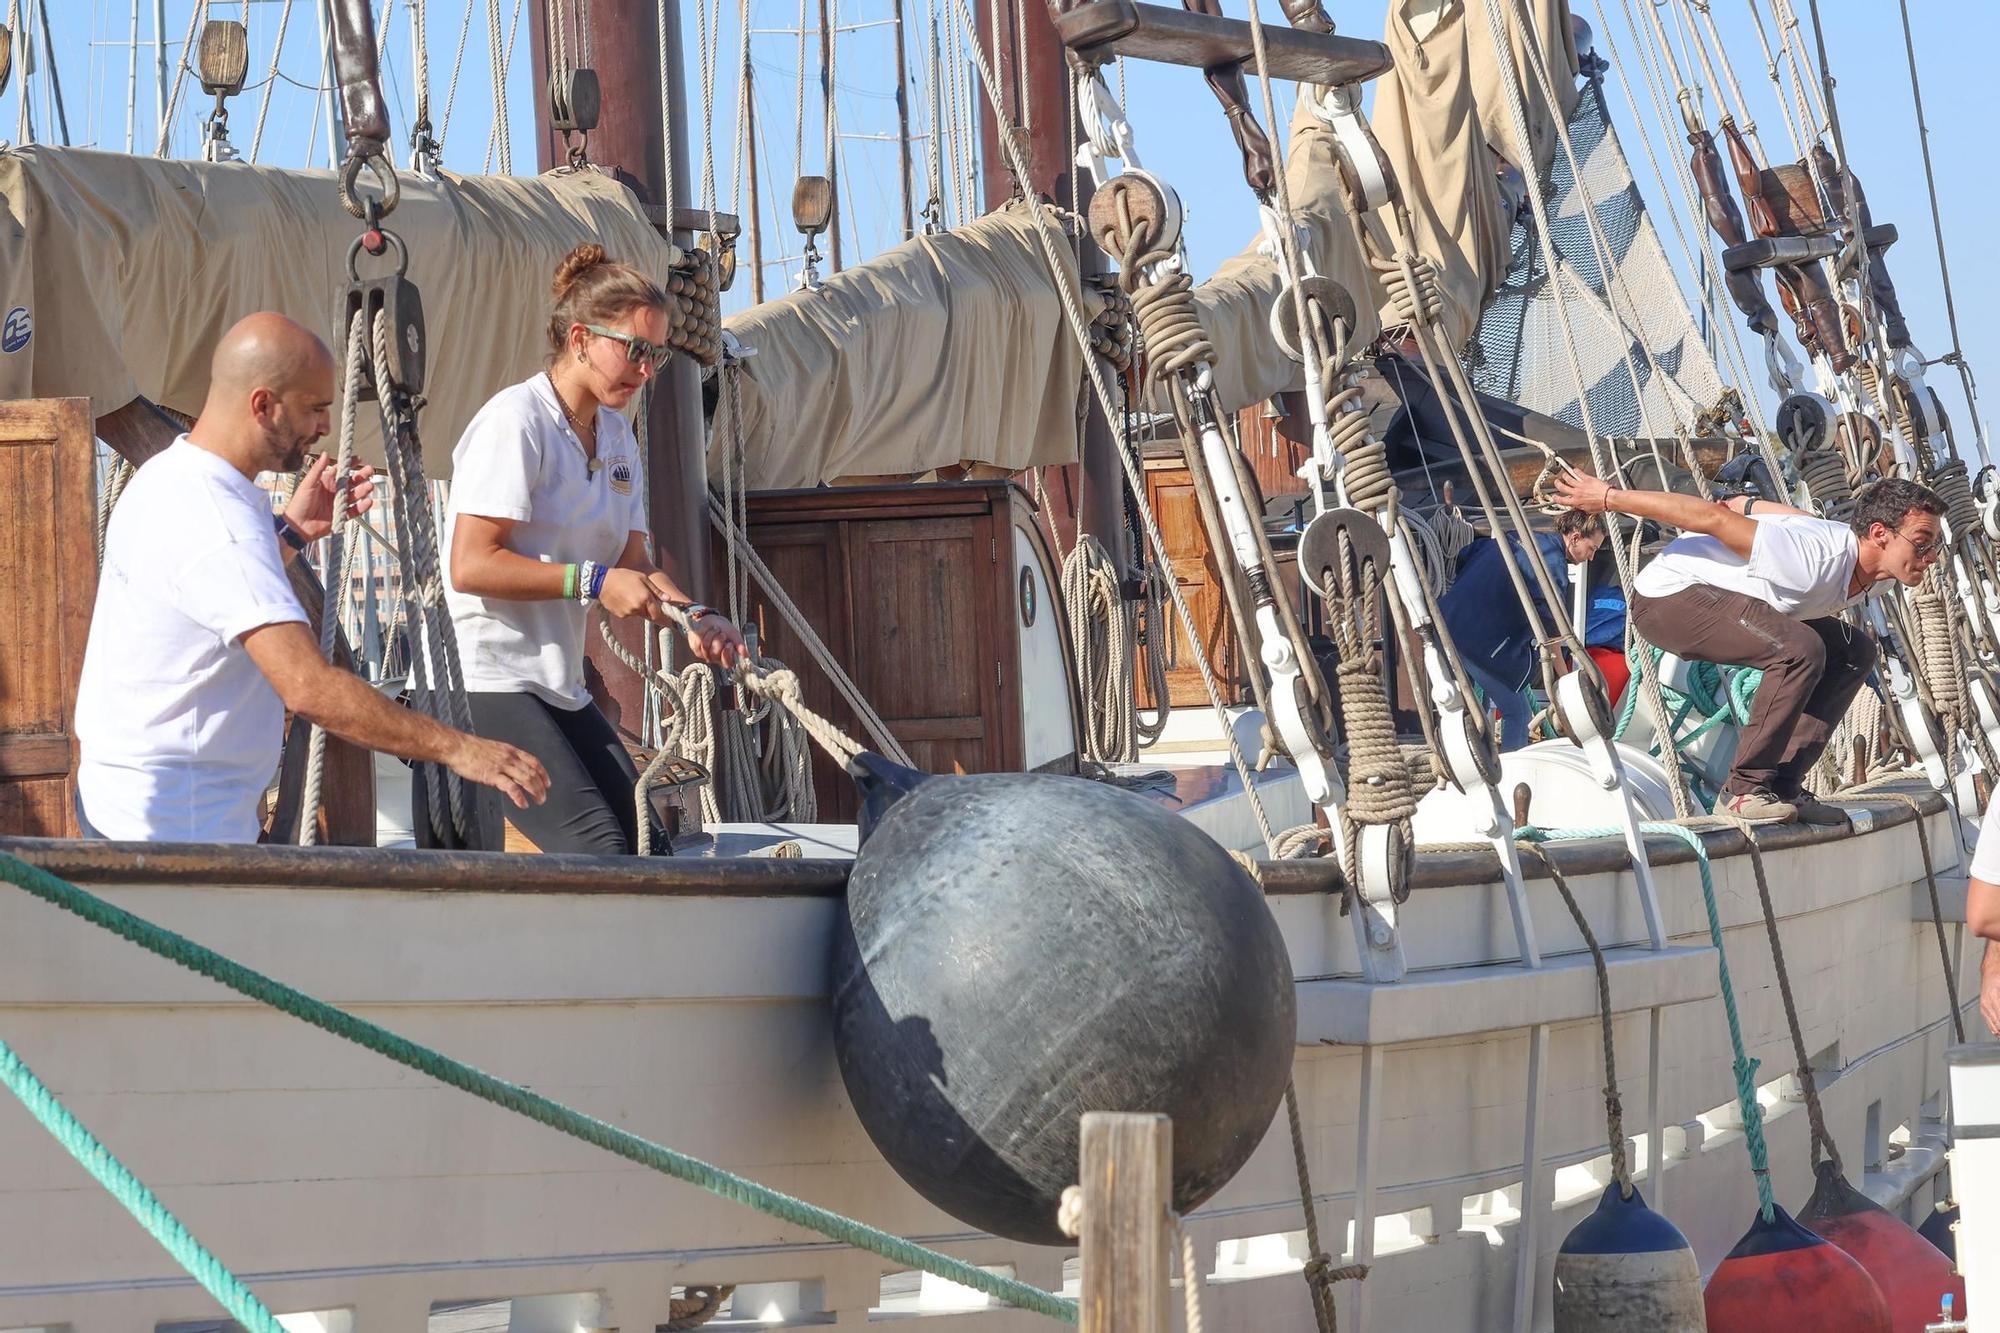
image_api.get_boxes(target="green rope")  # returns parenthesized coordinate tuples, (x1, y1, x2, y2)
(1516, 821, 1775, 1221)
(1612, 647, 1765, 814)
(0, 853, 1078, 1324)
(0, 1038, 284, 1333)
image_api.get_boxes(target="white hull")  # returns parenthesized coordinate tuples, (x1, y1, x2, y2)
(0, 790, 1972, 1333)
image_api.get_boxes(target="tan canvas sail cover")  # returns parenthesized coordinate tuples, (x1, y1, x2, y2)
(1190, 95, 1381, 415)
(0, 145, 675, 475)
(1367, 0, 1510, 349)
(1467, 0, 1579, 179)
(718, 205, 1092, 489)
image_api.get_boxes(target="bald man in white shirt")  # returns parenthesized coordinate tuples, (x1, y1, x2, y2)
(74, 312, 548, 843)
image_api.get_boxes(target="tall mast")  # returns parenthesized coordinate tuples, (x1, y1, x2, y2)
(819, 0, 841, 270)
(153, 0, 167, 142)
(745, 45, 766, 303)
(891, 0, 913, 237)
(529, 0, 714, 725)
(126, 0, 139, 152)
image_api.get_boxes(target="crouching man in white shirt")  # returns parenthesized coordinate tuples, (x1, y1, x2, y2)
(74, 312, 549, 843)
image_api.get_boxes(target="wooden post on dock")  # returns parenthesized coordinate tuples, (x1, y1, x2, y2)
(1078, 1112, 1173, 1333)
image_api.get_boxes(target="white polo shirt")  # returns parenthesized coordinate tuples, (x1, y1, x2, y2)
(75, 438, 307, 842)
(444, 374, 649, 709)
(1634, 512, 1862, 621)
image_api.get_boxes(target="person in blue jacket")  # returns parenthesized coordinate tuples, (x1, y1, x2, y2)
(1440, 509, 1607, 751)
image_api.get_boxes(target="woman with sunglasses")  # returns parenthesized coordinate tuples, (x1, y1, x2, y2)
(443, 243, 746, 855)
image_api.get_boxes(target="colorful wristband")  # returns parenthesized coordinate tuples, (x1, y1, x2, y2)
(562, 562, 579, 600)
(587, 562, 609, 599)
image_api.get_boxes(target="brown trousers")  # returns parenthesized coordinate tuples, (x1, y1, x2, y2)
(1630, 585, 1877, 799)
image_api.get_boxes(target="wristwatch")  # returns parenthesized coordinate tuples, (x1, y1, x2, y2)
(272, 514, 309, 552)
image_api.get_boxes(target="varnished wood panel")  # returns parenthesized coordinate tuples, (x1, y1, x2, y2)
(0, 398, 95, 838)
(723, 521, 856, 817)
(1137, 463, 1243, 710)
(845, 516, 996, 779)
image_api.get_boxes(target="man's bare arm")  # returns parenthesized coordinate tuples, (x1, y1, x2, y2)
(1554, 468, 1760, 558)
(240, 621, 549, 808)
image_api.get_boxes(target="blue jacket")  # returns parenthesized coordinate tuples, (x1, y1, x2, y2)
(1440, 532, 1571, 692)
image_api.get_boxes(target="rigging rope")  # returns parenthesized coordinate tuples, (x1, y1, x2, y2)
(944, 0, 1275, 850)
(248, 0, 298, 163)
(1522, 820, 1776, 1220)
(0, 852, 1078, 1325)
(1896, 0, 1991, 466)
(0, 1039, 286, 1333)
(1515, 838, 1629, 1195)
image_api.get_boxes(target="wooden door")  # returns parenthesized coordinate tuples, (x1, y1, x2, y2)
(0, 399, 96, 837)
(1137, 459, 1243, 710)
(845, 515, 1003, 779)
(727, 520, 855, 817)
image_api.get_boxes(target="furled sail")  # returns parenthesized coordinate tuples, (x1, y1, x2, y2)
(1190, 96, 1381, 414)
(0, 145, 673, 475)
(1468, 73, 1727, 436)
(718, 204, 1092, 489)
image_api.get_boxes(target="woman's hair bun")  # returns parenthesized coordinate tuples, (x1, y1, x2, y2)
(553, 243, 608, 297)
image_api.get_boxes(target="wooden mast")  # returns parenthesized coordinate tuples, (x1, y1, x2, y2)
(820, 0, 842, 270)
(973, 0, 1128, 570)
(745, 45, 766, 303)
(892, 0, 914, 238)
(529, 0, 713, 735)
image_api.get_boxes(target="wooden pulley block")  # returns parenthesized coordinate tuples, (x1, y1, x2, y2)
(1296, 506, 1389, 602)
(791, 176, 833, 237)
(0, 27, 12, 99)
(198, 20, 249, 98)
(1775, 392, 1835, 454)
(1085, 169, 1182, 260)
(1269, 274, 1356, 364)
(548, 67, 601, 133)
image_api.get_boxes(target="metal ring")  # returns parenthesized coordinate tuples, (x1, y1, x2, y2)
(346, 226, 410, 282)
(338, 149, 402, 222)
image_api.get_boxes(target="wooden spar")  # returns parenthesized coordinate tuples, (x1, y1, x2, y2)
(820, 0, 842, 270)
(528, 0, 713, 736)
(892, 0, 914, 238)
(1077, 1112, 1172, 1333)
(976, 0, 1129, 573)
(745, 44, 766, 303)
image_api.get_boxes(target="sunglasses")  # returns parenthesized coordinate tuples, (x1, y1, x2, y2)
(583, 323, 671, 373)
(1888, 526, 1945, 562)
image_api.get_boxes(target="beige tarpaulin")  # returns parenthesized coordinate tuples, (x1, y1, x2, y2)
(0, 145, 675, 476)
(1190, 95, 1381, 415)
(1467, 0, 1579, 180)
(1369, 0, 1510, 349)
(718, 204, 1091, 489)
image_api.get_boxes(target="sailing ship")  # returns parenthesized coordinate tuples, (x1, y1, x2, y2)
(0, 0, 1986, 1328)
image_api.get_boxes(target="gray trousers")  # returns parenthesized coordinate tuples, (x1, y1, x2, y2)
(1630, 585, 1877, 799)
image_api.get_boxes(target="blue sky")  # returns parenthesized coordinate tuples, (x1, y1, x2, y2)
(29, 0, 1998, 452)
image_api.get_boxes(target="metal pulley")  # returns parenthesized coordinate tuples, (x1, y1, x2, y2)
(342, 229, 426, 400)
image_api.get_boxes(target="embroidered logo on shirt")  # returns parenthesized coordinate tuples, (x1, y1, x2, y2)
(2, 306, 31, 353)
(607, 457, 634, 496)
